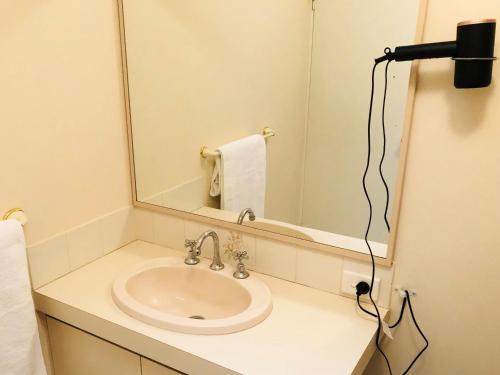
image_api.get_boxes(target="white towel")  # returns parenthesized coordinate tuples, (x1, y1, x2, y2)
(0, 220, 47, 375)
(209, 157, 221, 197)
(210, 134, 266, 217)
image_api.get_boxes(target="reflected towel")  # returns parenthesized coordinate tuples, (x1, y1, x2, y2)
(211, 134, 266, 217)
(210, 158, 221, 197)
(0, 220, 47, 375)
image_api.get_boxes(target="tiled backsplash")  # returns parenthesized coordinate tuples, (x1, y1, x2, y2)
(26, 207, 394, 308)
(27, 207, 135, 289)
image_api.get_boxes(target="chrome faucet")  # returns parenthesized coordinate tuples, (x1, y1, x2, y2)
(184, 230, 224, 271)
(237, 208, 256, 225)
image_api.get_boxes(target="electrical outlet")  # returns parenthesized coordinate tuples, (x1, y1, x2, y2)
(341, 270, 381, 301)
(394, 287, 417, 298)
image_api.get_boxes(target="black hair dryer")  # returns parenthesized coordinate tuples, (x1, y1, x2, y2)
(376, 19, 496, 89)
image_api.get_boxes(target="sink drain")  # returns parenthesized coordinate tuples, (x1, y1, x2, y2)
(189, 315, 205, 320)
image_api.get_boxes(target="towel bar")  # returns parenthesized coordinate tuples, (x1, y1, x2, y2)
(200, 127, 276, 158)
(2, 208, 28, 226)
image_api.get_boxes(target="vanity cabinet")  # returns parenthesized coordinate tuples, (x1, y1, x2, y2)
(47, 318, 183, 375)
(47, 317, 140, 375)
(142, 358, 183, 375)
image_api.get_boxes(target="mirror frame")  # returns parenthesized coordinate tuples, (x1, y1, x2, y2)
(117, 0, 428, 266)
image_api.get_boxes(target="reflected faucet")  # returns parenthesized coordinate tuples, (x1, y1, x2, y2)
(184, 230, 224, 271)
(237, 208, 256, 225)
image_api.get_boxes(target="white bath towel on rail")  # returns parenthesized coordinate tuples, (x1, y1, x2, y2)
(211, 134, 266, 217)
(0, 220, 47, 375)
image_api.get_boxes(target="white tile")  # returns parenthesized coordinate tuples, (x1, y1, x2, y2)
(134, 208, 154, 242)
(255, 238, 297, 282)
(342, 258, 394, 308)
(242, 235, 256, 270)
(27, 235, 70, 289)
(296, 248, 342, 293)
(100, 207, 135, 254)
(67, 219, 104, 271)
(152, 213, 185, 251)
(219, 230, 256, 270)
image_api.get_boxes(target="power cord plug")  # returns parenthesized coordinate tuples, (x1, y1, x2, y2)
(356, 281, 378, 318)
(355, 281, 371, 296)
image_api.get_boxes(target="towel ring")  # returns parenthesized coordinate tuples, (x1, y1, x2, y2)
(2, 208, 28, 226)
(200, 127, 276, 158)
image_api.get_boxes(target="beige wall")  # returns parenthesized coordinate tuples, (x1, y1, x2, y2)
(0, 1, 131, 245)
(366, 1, 500, 374)
(301, 0, 420, 243)
(124, 0, 313, 224)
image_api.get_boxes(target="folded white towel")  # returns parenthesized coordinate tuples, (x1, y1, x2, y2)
(209, 157, 221, 197)
(0, 220, 47, 375)
(211, 134, 266, 217)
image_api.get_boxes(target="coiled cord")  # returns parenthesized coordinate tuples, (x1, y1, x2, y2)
(380, 61, 392, 232)
(361, 57, 428, 375)
(362, 60, 393, 374)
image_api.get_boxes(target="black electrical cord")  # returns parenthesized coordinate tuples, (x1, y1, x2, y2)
(378, 57, 430, 374)
(356, 294, 377, 318)
(361, 53, 428, 375)
(357, 290, 427, 375)
(356, 292, 408, 329)
(402, 291, 429, 375)
(380, 60, 392, 232)
(362, 60, 393, 375)
(389, 296, 407, 329)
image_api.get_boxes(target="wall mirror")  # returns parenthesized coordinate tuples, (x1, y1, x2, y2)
(119, 0, 425, 264)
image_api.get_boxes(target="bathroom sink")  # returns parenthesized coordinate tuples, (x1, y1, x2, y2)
(112, 257, 272, 334)
(245, 221, 314, 241)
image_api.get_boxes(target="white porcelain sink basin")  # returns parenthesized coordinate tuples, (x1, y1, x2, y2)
(112, 257, 272, 334)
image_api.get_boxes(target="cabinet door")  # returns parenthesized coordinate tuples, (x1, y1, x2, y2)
(47, 318, 141, 375)
(142, 357, 184, 375)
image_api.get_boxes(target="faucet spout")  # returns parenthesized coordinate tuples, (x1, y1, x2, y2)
(195, 230, 224, 271)
(237, 208, 256, 225)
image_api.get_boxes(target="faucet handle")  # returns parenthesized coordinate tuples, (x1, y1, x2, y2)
(184, 238, 200, 265)
(232, 249, 249, 262)
(185, 239, 197, 249)
(232, 250, 250, 279)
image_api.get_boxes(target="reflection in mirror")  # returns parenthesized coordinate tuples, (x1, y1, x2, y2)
(122, 0, 421, 258)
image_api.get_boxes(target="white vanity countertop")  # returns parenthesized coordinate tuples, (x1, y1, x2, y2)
(34, 241, 385, 375)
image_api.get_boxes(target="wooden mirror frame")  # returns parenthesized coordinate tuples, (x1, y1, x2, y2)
(117, 0, 428, 266)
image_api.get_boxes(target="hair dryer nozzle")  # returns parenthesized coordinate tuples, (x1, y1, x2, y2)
(454, 19, 496, 88)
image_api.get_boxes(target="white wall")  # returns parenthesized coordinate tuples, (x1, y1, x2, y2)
(366, 1, 500, 373)
(0, 0, 131, 246)
(301, 0, 420, 243)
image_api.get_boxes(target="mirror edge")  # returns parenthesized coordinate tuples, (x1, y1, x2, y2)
(117, 0, 139, 206)
(384, 0, 428, 265)
(117, 0, 429, 267)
